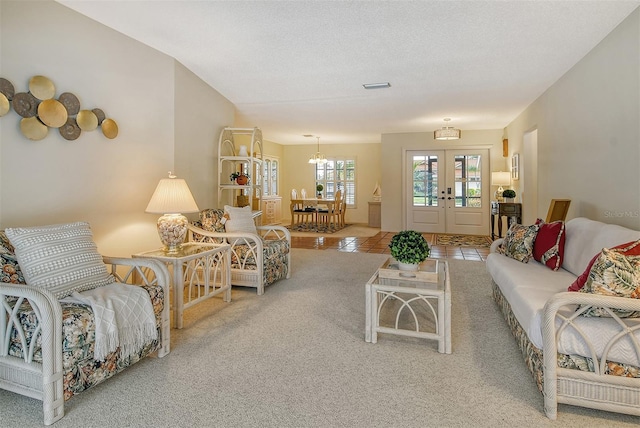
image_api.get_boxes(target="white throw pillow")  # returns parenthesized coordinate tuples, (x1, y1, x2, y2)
(223, 205, 257, 234)
(5, 222, 115, 299)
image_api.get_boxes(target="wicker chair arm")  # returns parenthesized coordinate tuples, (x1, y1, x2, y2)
(542, 291, 640, 419)
(102, 256, 170, 289)
(187, 223, 262, 243)
(187, 223, 265, 268)
(0, 284, 62, 362)
(0, 283, 64, 424)
(256, 225, 291, 242)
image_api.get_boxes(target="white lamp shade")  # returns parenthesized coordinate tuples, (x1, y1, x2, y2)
(145, 177, 199, 214)
(491, 171, 511, 187)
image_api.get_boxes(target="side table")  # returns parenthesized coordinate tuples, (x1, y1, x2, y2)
(134, 243, 231, 329)
(491, 201, 522, 239)
(365, 258, 451, 353)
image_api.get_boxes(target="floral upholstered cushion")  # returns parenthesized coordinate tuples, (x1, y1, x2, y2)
(7, 283, 164, 399)
(497, 223, 539, 263)
(580, 247, 640, 318)
(199, 209, 226, 233)
(0, 231, 25, 284)
(5, 222, 114, 298)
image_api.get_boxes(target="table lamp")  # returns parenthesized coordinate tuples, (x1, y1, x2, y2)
(491, 171, 511, 202)
(145, 172, 199, 253)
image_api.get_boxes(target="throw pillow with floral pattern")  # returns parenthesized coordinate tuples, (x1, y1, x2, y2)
(497, 223, 539, 263)
(580, 247, 640, 318)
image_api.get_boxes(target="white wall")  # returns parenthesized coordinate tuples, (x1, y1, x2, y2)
(0, 1, 235, 256)
(380, 130, 505, 232)
(505, 8, 640, 230)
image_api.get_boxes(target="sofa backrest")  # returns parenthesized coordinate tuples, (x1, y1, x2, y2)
(563, 217, 640, 276)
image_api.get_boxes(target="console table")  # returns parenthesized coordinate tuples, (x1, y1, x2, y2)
(491, 201, 522, 240)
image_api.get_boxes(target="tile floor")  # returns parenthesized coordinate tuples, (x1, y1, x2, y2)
(290, 231, 491, 261)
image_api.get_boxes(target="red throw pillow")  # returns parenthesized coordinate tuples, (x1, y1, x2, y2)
(568, 239, 640, 291)
(533, 219, 566, 271)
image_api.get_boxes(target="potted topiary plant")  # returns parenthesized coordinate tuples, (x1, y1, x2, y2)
(316, 183, 324, 198)
(230, 171, 250, 185)
(389, 230, 430, 271)
(502, 189, 516, 202)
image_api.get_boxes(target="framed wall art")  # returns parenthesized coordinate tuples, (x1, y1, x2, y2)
(511, 153, 519, 180)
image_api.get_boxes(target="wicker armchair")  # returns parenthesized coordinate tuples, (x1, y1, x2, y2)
(0, 231, 171, 426)
(188, 208, 291, 295)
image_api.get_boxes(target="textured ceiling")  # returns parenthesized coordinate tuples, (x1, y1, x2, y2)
(57, 1, 640, 145)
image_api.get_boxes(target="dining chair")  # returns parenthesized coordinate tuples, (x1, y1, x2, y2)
(291, 189, 315, 225)
(317, 189, 342, 228)
(339, 193, 347, 227)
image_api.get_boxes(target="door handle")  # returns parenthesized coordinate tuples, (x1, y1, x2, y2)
(447, 197, 453, 200)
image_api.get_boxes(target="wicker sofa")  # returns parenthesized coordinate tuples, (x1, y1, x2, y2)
(486, 217, 640, 419)
(188, 208, 291, 295)
(0, 229, 171, 425)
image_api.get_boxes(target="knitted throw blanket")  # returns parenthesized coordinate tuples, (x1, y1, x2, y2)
(69, 282, 158, 361)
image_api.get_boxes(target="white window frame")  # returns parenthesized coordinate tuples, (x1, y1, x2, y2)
(314, 158, 356, 208)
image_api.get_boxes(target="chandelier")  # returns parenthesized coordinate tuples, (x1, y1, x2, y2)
(434, 118, 461, 140)
(308, 136, 327, 164)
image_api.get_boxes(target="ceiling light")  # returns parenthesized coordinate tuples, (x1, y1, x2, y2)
(363, 82, 391, 90)
(434, 118, 461, 140)
(308, 136, 327, 164)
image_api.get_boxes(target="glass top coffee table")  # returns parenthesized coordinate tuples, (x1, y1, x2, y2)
(365, 258, 451, 353)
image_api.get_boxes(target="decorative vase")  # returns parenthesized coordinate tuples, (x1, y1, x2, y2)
(317, 192, 322, 198)
(235, 175, 248, 185)
(236, 195, 249, 207)
(505, 197, 514, 203)
(238, 145, 248, 157)
(397, 261, 419, 272)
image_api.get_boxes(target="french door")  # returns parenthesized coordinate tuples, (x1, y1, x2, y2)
(405, 149, 489, 235)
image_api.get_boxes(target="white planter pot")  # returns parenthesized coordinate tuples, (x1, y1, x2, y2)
(397, 261, 419, 272)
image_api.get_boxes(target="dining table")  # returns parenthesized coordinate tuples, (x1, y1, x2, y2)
(290, 198, 340, 228)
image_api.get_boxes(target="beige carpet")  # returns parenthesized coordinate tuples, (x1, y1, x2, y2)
(2, 249, 638, 427)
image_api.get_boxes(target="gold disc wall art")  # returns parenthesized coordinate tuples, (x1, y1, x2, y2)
(101, 118, 118, 139)
(0, 93, 9, 116)
(38, 99, 68, 128)
(1, 75, 118, 141)
(77, 109, 98, 131)
(20, 117, 48, 141)
(29, 75, 55, 100)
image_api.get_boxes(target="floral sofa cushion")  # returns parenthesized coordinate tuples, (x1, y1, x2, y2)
(7, 283, 164, 400)
(1, 231, 25, 284)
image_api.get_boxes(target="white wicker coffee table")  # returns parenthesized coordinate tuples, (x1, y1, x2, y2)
(365, 258, 451, 353)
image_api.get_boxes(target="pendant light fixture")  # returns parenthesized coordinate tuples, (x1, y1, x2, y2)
(434, 118, 461, 140)
(308, 136, 327, 164)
